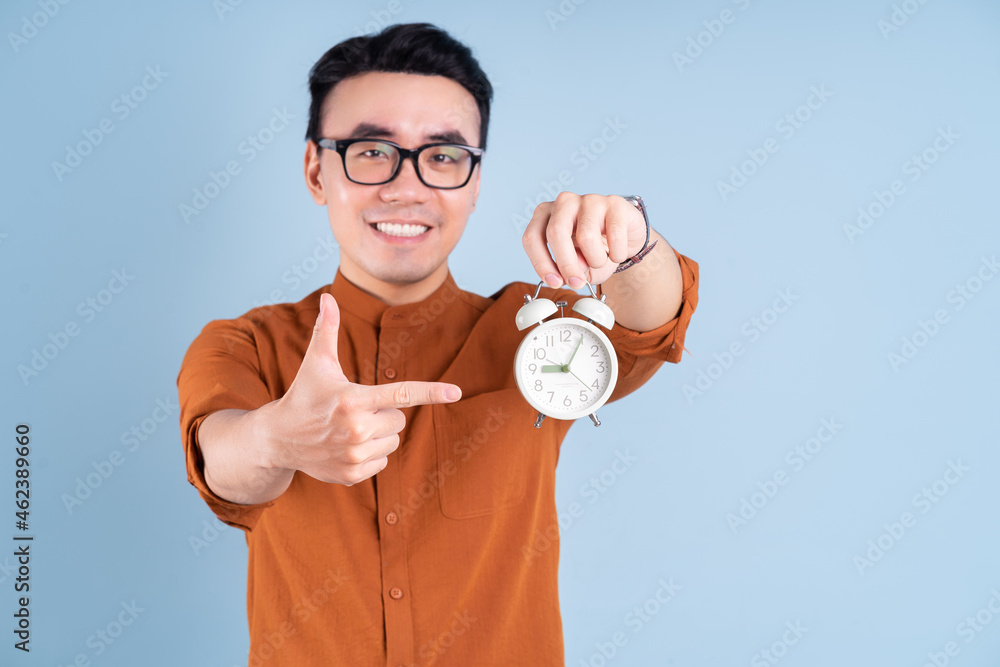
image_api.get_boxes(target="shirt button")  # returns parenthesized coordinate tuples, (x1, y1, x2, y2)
(384, 368, 397, 379)
(385, 512, 398, 525)
(389, 587, 404, 600)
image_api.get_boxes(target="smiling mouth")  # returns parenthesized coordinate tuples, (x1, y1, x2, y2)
(371, 222, 431, 237)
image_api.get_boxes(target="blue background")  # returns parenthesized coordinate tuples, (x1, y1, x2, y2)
(2, 0, 999, 665)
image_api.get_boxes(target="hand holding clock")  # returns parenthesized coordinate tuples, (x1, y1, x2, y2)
(522, 193, 648, 289)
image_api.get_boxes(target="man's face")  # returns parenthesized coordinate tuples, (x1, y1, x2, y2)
(304, 71, 481, 297)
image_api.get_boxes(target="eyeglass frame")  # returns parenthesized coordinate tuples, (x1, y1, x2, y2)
(316, 137, 485, 190)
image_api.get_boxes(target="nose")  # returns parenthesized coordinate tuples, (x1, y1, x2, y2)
(377, 155, 431, 203)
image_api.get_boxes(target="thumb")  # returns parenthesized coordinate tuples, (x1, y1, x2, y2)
(303, 292, 346, 378)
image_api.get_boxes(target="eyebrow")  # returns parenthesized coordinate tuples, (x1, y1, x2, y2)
(346, 122, 471, 146)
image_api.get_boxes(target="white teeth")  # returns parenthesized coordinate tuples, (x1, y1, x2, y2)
(375, 222, 430, 237)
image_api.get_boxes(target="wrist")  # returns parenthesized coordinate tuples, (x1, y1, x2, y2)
(617, 194, 651, 262)
(245, 401, 289, 474)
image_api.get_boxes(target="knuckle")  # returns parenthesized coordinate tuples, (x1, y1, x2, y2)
(392, 383, 412, 406)
(341, 423, 368, 445)
(576, 225, 599, 244)
(555, 191, 576, 204)
(343, 447, 367, 466)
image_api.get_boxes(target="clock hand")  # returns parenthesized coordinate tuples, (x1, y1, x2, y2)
(568, 368, 591, 390)
(567, 334, 584, 367)
(540, 365, 565, 373)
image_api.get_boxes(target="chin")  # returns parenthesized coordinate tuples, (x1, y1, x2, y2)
(365, 260, 441, 287)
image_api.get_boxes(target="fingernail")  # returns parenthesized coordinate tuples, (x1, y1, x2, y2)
(568, 276, 584, 289)
(319, 294, 326, 317)
(544, 273, 561, 287)
(445, 385, 461, 401)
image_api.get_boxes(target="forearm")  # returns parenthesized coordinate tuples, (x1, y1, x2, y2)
(600, 228, 683, 332)
(197, 404, 295, 506)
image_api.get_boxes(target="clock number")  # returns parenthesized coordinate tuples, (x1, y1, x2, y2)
(545, 335, 554, 347)
(560, 330, 571, 342)
(562, 395, 572, 407)
(546, 391, 555, 403)
(534, 379, 543, 391)
(579, 390, 588, 402)
(590, 344, 599, 357)
(596, 361, 606, 373)
(534, 348, 546, 360)
(528, 363, 537, 373)
(591, 379, 599, 389)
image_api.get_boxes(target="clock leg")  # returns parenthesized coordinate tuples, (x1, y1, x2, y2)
(589, 412, 601, 427)
(534, 413, 546, 429)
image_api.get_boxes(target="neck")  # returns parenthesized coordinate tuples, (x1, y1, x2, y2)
(338, 261, 450, 306)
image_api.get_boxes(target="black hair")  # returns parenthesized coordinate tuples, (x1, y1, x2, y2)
(305, 23, 493, 149)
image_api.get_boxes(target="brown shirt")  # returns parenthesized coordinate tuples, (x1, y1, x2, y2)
(177, 250, 698, 667)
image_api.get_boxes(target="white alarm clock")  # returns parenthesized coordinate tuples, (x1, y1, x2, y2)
(513, 281, 618, 428)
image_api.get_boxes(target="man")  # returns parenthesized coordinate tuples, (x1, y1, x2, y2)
(177, 23, 698, 667)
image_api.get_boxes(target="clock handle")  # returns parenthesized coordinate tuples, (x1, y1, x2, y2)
(589, 413, 601, 427)
(534, 413, 546, 429)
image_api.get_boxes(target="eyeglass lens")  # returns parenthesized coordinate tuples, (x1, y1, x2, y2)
(344, 141, 474, 187)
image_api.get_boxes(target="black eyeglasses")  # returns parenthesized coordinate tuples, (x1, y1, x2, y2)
(317, 138, 484, 189)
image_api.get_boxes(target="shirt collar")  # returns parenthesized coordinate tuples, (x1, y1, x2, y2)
(327, 269, 462, 327)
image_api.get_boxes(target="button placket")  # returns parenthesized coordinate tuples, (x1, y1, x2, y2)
(375, 317, 415, 666)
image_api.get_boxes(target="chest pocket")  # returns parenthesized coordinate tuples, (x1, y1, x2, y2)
(433, 389, 543, 519)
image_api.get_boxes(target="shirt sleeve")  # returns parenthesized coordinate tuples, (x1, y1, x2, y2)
(604, 247, 699, 365)
(598, 247, 699, 403)
(176, 317, 277, 532)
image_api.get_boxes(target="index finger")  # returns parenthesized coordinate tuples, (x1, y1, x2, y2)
(362, 381, 462, 410)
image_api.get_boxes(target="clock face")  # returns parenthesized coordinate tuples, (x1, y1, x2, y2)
(514, 318, 618, 420)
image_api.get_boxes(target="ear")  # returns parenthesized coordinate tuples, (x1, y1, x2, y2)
(470, 162, 481, 210)
(304, 140, 327, 205)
